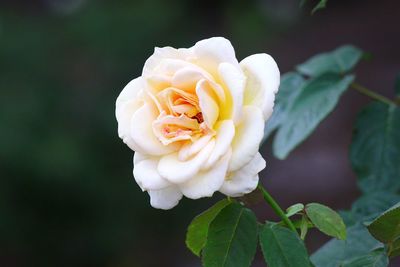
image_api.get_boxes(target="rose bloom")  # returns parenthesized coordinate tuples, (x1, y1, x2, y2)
(116, 37, 279, 209)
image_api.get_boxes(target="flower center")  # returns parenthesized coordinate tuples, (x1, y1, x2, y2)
(192, 112, 204, 123)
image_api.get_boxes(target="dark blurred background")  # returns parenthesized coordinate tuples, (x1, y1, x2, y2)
(1, 0, 399, 266)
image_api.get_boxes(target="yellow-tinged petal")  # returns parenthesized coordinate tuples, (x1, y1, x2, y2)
(196, 79, 219, 128)
(218, 62, 246, 123)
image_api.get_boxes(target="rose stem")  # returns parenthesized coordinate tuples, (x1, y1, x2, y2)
(257, 183, 297, 234)
(350, 82, 397, 106)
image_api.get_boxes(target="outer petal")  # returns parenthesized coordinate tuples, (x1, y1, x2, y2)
(158, 139, 215, 183)
(115, 77, 145, 151)
(147, 185, 183, 210)
(143, 46, 192, 77)
(131, 103, 178, 156)
(229, 105, 264, 172)
(240, 53, 280, 120)
(179, 149, 231, 199)
(133, 153, 171, 191)
(203, 120, 235, 169)
(218, 62, 246, 123)
(191, 37, 239, 77)
(220, 152, 266, 197)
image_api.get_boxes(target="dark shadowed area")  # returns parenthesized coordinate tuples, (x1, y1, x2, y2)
(1, 0, 399, 266)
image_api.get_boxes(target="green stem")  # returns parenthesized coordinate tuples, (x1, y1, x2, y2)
(351, 82, 397, 106)
(257, 184, 297, 234)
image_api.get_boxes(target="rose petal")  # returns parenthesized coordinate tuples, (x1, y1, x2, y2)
(179, 149, 231, 199)
(229, 105, 264, 172)
(143, 47, 192, 77)
(218, 62, 246, 123)
(131, 103, 178, 156)
(172, 66, 214, 92)
(146, 74, 171, 92)
(240, 53, 280, 120)
(191, 37, 239, 77)
(133, 153, 171, 191)
(116, 77, 146, 151)
(147, 185, 183, 210)
(203, 120, 235, 169)
(178, 134, 213, 161)
(220, 152, 266, 197)
(196, 79, 219, 128)
(158, 139, 215, 183)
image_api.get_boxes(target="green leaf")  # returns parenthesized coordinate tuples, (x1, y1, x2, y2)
(350, 192, 400, 224)
(264, 72, 305, 140)
(305, 203, 346, 240)
(300, 215, 310, 240)
(389, 237, 400, 258)
(186, 199, 231, 256)
(395, 73, 400, 98)
(350, 103, 400, 193)
(311, 224, 383, 267)
(202, 203, 258, 267)
(311, 0, 328, 14)
(286, 203, 304, 217)
(273, 73, 354, 159)
(296, 45, 362, 77)
(341, 249, 388, 267)
(260, 223, 311, 267)
(367, 202, 400, 243)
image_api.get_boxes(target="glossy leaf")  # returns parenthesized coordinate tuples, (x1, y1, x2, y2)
(311, 224, 383, 267)
(297, 45, 362, 77)
(350, 103, 400, 193)
(273, 73, 354, 159)
(260, 223, 311, 267)
(202, 203, 258, 267)
(367, 202, 400, 243)
(186, 199, 231, 256)
(305, 203, 346, 240)
(264, 72, 305, 140)
(341, 249, 388, 267)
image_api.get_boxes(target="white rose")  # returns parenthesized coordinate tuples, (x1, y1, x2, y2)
(116, 37, 280, 209)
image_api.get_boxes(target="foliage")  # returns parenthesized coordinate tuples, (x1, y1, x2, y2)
(202, 202, 258, 267)
(186, 199, 231, 256)
(305, 203, 346, 240)
(187, 44, 400, 266)
(350, 103, 400, 192)
(260, 223, 311, 267)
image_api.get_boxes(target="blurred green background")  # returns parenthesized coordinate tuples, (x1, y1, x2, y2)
(1, 0, 399, 266)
